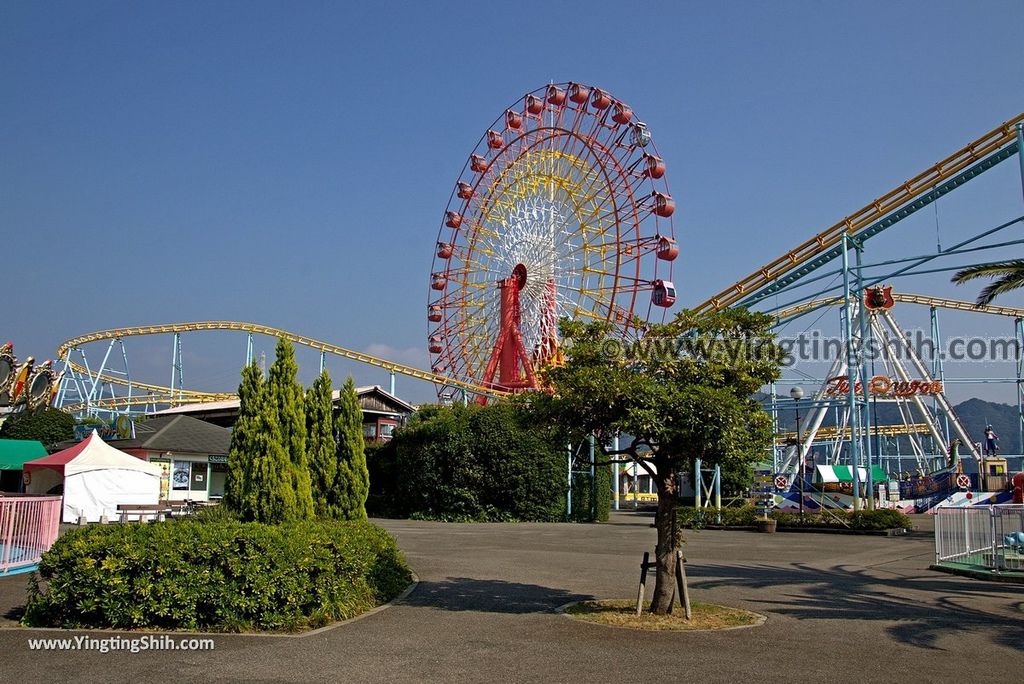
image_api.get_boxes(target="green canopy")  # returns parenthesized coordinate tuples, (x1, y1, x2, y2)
(0, 439, 47, 470)
(815, 464, 888, 484)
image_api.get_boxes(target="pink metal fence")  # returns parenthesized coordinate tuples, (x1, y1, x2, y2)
(0, 496, 62, 575)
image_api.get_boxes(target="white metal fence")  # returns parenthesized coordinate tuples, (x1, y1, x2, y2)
(934, 504, 1024, 571)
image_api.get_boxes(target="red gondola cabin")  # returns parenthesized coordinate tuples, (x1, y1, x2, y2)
(652, 280, 676, 307)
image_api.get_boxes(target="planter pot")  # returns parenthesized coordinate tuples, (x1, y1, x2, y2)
(756, 519, 777, 534)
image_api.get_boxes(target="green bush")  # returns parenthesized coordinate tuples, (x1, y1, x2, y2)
(0, 407, 75, 447)
(23, 519, 411, 632)
(846, 509, 912, 530)
(770, 508, 911, 530)
(368, 402, 570, 522)
(676, 505, 757, 528)
(675, 505, 910, 531)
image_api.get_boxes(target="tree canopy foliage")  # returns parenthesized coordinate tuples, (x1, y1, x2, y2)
(538, 308, 782, 613)
(0, 407, 75, 447)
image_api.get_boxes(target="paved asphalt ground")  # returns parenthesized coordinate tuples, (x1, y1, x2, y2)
(1, 512, 1020, 683)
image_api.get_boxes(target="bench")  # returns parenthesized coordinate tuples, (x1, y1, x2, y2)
(116, 503, 173, 523)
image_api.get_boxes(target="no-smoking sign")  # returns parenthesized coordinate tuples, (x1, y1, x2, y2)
(774, 475, 789, 490)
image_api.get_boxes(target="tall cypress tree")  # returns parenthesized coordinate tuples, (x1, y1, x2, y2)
(247, 388, 294, 524)
(267, 338, 314, 520)
(305, 369, 337, 518)
(226, 361, 294, 523)
(224, 361, 262, 514)
(332, 377, 369, 520)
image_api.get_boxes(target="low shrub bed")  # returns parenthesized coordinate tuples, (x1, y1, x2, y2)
(23, 519, 412, 633)
(676, 505, 911, 531)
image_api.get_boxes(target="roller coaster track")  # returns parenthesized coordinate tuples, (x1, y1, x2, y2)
(774, 292, 1024, 322)
(57, 321, 505, 411)
(694, 113, 1024, 313)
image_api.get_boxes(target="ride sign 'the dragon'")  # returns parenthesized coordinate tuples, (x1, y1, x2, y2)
(823, 375, 943, 397)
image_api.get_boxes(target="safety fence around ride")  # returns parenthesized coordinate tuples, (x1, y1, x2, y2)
(934, 504, 1024, 572)
(0, 496, 62, 575)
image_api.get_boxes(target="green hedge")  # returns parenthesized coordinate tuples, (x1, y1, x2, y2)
(367, 402, 571, 522)
(676, 505, 911, 531)
(23, 519, 412, 632)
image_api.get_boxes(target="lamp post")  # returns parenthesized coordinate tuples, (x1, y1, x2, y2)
(790, 386, 805, 518)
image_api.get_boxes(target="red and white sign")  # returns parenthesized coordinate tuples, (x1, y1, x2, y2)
(774, 475, 789, 490)
(956, 474, 971, 489)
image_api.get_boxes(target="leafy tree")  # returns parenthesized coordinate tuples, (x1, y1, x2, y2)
(0, 407, 75, 447)
(539, 309, 782, 614)
(267, 338, 314, 520)
(224, 362, 261, 514)
(305, 369, 337, 518)
(330, 377, 369, 520)
(951, 259, 1024, 306)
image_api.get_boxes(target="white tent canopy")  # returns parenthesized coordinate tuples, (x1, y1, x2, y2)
(24, 430, 161, 522)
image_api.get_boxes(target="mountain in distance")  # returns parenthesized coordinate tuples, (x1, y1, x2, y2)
(952, 398, 1020, 455)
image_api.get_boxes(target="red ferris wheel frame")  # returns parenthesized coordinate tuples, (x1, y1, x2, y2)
(428, 82, 678, 401)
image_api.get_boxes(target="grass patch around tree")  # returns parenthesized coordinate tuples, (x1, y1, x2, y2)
(563, 599, 764, 631)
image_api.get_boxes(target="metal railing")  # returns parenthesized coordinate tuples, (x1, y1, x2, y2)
(0, 496, 62, 575)
(934, 504, 1024, 571)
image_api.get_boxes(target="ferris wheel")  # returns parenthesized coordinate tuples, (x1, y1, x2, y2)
(428, 82, 678, 400)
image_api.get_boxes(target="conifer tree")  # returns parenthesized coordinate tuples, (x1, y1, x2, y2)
(331, 377, 369, 519)
(267, 338, 314, 520)
(246, 391, 295, 524)
(305, 369, 337, 518)
(225, 361, 295, 523)
(223, 361, 262, 514)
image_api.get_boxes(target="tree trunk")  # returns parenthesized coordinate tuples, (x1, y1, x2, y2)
(649, 470, 678, 614)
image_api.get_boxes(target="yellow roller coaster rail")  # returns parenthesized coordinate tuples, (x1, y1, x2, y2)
(774, 292, 1024, 322)
(57, 321, 505, 410)
(776, 423, 930, 445)
(694, 113, 1024, 314)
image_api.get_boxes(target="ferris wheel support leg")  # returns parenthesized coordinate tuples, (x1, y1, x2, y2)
(842, 235, 862, 511)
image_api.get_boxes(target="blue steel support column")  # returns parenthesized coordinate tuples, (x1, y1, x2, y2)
(119, 339, 132, 414)
(930, 307, 950, 443)
(613, 434, 620, 511)
(245, 334, 253, 366)
(855, 241, 874, 509)
(1017, 123, 1024, 204)
(769, 382, 780, 473)
(389, 371, 396, 396)
(694, 458, 702, 510)
(566, 443, 573, 519)
(842, 235, 862, 511)
(588, 433, 596, 521)
(713, 464, 721, 523)
(319, 350, 325, 374)
(1017, 317, 1023, 457)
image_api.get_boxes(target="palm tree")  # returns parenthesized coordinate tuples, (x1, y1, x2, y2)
(951, 259, 1024, 307)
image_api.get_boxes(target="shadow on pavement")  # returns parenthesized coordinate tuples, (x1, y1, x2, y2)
(400, 577, 593, 614)
(689, 562, 1024, 651)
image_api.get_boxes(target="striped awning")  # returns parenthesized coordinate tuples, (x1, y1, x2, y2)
(815, 465, 888, 483)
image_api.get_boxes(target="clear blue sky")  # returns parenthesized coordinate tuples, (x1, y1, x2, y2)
(3, 0, 1023, 404)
